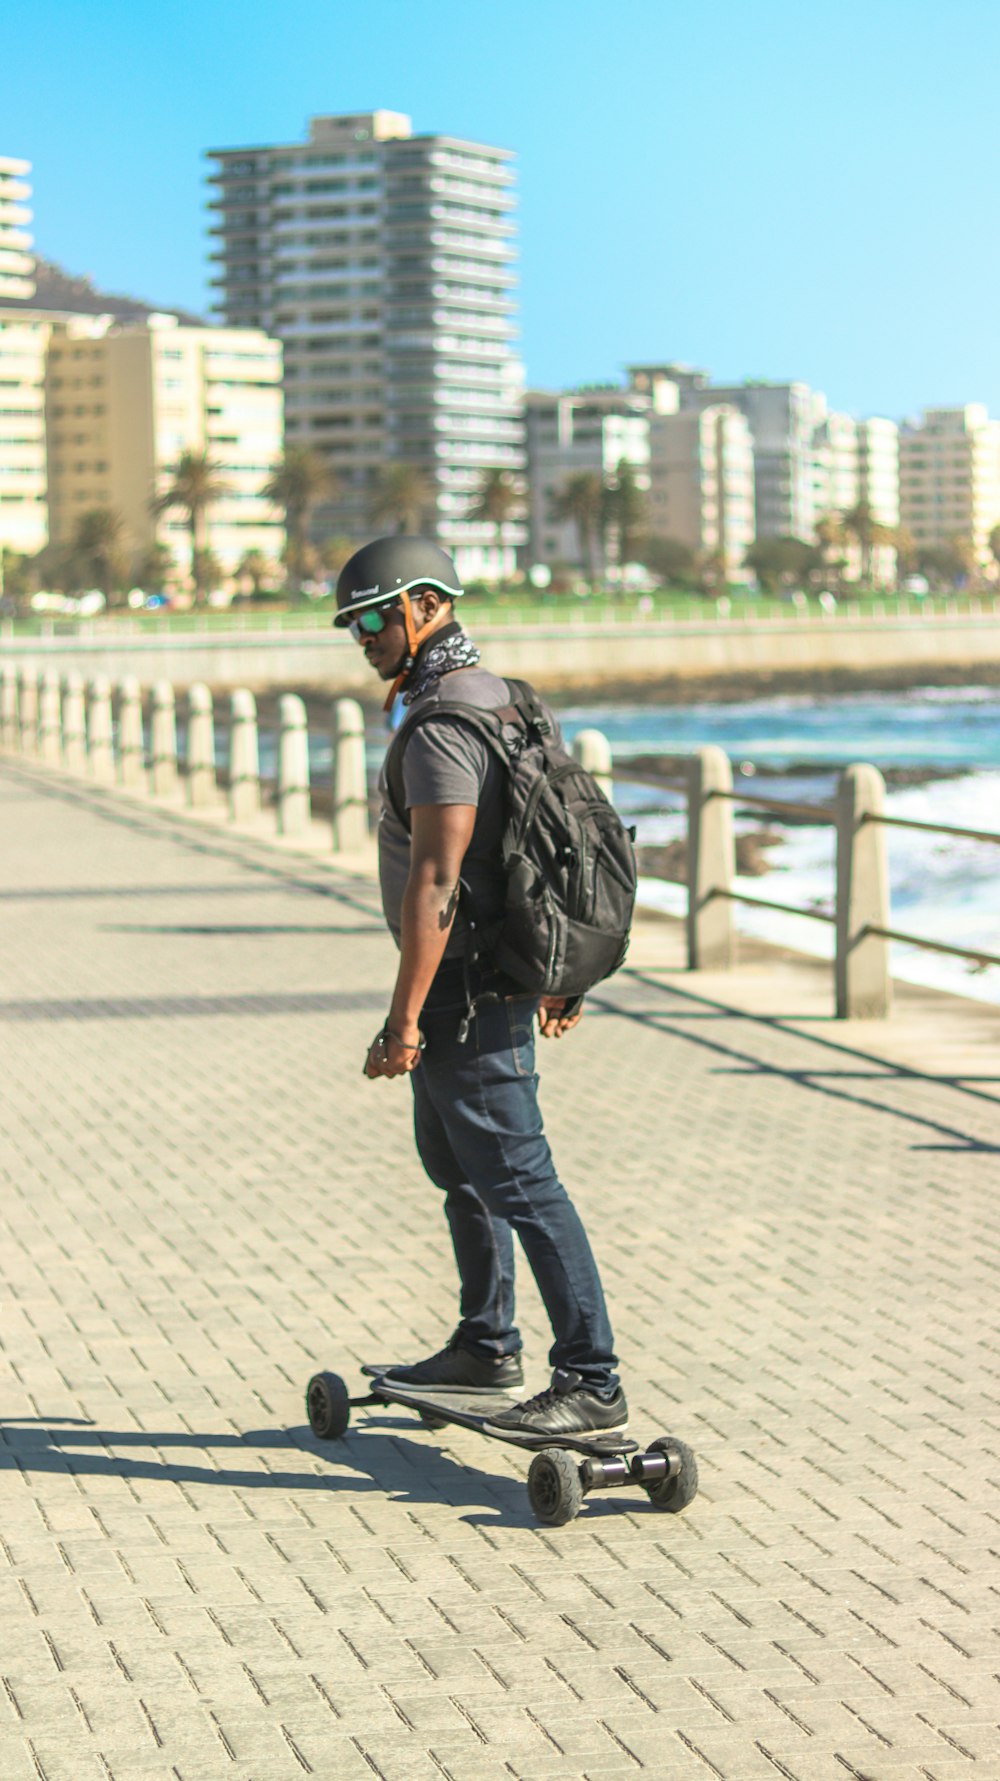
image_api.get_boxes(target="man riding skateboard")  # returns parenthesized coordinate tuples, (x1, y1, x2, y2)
(334, 536, 627, 1441)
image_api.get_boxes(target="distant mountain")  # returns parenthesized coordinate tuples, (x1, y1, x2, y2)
(4, 255, 206, 327)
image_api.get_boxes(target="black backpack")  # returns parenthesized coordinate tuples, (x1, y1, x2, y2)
(385, 678, 637, 1007)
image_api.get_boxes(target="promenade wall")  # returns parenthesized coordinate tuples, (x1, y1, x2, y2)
(2, 608, 1000, 692)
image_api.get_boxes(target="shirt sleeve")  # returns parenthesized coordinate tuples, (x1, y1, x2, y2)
(402, 717, 491, 810)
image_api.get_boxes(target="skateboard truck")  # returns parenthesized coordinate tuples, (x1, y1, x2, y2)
(581, 1448, 679, 1490)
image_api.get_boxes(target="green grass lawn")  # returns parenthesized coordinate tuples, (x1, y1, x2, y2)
(3, 587, 995, 636)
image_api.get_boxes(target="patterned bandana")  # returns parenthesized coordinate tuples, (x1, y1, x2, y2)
(401, 621, 481, 705)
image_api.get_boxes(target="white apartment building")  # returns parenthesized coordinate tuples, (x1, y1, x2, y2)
(858, 417, 899, 584)
(681, 380, 824, 542)
(206, 111, 525, 578)
(900, 405, 1000, 570)
(812, 411, 859, 518)
(45, 313, 284, 577)
(524, 388, 649, 571)
(0, 157, 34, 300)
(0, 158, 45, 560)
(635, 365, 900, 583)
(647, 403, 755, 579)
(0, 309, 51, 556)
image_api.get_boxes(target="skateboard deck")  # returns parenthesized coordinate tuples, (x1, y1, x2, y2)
(360, 1362, 639, 1456)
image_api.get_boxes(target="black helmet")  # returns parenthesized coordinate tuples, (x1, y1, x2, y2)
(333, 536, 463, 627)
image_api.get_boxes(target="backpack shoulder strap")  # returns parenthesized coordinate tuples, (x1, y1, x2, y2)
(384, 694, 522, 831)
(502, 677, 554, 737)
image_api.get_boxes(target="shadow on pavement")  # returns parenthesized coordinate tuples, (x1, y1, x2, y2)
(0, 1419, 654, 1526)
(0, 988, 387, 1021)
(591, 971, 1000, 1154)
(103, 923, 386, 936)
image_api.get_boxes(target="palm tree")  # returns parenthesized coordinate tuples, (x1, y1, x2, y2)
(467, 469, 522, 577)
(814, 512, 847, 591)
(237, 549, 275, 597)
(893, 524, 916, 578)
(192, 547, 224, 600)
(69, 507, 127, 602)
(696, 547, 728, 599)
(263, 447, 335, 589)
(842, 499, 893, 587)
(151, 451, 229, 603)
(602, 460, 647, 580)
(319, 536, 357, 580)
(988, 523, 1000, 577)
(132, 541, 175, 592)
(369, 463, 435, 535)
(550, 471, 605, 585)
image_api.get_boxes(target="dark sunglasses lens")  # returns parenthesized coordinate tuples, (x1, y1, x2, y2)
(349, 607, 390, 641)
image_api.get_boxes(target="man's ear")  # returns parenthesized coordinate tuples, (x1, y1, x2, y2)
(415, 586, 448, 625)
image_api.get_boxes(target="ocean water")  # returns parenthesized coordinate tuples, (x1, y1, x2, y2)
(556, 687, 1000, 1007)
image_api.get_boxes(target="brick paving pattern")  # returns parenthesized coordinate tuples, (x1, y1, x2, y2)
(1, 758, 999, 1781)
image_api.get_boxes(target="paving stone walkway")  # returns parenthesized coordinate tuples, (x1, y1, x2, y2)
(1, 759, 999, 1781)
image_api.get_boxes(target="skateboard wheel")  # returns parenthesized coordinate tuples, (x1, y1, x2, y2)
(417, 1409, 448, 1431)
(642, 1437, 698, 1512)
(306, 1371, 350, 1440)
(527, 1448, 585, 1526)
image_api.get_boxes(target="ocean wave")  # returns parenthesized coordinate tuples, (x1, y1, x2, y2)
(634, 767, 1000, 1005)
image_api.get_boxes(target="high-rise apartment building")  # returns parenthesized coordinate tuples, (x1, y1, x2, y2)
(206, 111, 525, 578)
(0, 157, 34, 300)
(0, 310, 51, 555)
(0, 158, 45, 559)
(858, 418, 899, 527)
(812, 411, 859, 519)
(687, 380, 824, 542)
(647, 404, 755, 578)
(45, 313, 284, 577)
(857, 417, 899, 584)
(524, 388, 649, 571)
(900, 406, 1000, 570)
(631, 366, 899, 583)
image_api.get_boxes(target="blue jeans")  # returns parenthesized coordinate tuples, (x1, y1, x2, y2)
(410, 964, 619, 1393)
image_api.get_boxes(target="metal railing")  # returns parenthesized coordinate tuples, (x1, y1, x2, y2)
(622, 740, 999, 1015)
(2, 662, 997, 1016)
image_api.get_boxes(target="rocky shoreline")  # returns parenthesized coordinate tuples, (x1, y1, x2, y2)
(621, 753, 968, 791)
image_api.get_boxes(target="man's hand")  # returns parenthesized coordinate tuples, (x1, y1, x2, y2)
(538, 996, 584, 1039)
(364, 1023, 425, 1079)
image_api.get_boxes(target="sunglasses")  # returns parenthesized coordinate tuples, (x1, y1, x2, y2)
(348, 601, 400, 643)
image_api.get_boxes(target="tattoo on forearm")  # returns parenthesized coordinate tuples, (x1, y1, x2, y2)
(438, 881, 460, 931)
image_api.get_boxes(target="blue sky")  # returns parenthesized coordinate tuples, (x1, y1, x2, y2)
(10, 0, 999, 420)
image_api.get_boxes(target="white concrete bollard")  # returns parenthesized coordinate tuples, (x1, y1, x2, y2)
(229, 689, 260, 822)
(38, 671, 62, 764)
(87, 678, 115, 784)
(277, 693, 310, 836)
(186, 683, 217, 807)
(150, 680, 178, 799)
(62, 673, 86, 773)
(835, 763, 891, 1018)
(331, 697, 368, 852)
(686, 745, 735, 969)
(18, 668, 38, 756)
(118, 679, 146, 789)
(572, 728, 613, 801)
(0, 664, 17, 751)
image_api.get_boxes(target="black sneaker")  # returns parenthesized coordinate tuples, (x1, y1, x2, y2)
(484, 1369, 628, 1443)
(381, 1333, 524, 1394)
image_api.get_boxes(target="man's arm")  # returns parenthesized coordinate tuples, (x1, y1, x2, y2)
(365, 802, 476, 1079)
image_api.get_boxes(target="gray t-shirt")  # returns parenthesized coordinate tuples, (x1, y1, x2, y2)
(377, 665, 514, 958)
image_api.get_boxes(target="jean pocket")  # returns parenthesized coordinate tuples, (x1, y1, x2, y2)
(505, 996, 538, 1077)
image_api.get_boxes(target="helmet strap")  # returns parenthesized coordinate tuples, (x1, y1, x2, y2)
(383, 588, 421, 713)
